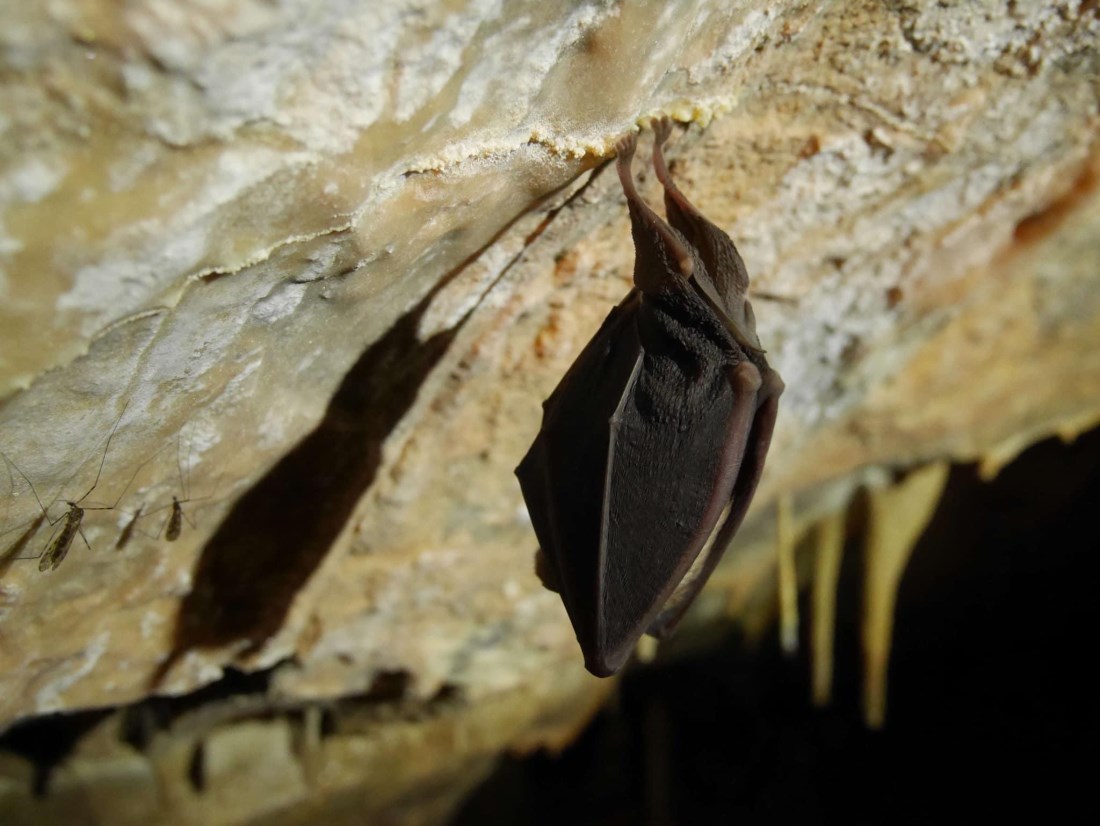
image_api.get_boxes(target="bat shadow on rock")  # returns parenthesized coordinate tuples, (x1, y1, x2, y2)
(152, 285, 461, 686)
(152, 160, 612, 689)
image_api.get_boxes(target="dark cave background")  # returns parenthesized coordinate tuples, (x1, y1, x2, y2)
(1, 426, 1095, 825)
(452, 426, 1100, 825)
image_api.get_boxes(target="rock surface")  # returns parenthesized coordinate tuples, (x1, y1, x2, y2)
(1, 0, 1098, 822)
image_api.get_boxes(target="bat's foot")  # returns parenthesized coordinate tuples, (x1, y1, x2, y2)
(651, 116, 673, 146)
(615, 132, 638, 160)
(651, 116, 679, 192)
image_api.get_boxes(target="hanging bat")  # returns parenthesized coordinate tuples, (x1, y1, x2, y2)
(516, 118, 784, 677)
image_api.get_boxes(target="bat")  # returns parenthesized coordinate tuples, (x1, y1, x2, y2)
(516, 118, 784, 677)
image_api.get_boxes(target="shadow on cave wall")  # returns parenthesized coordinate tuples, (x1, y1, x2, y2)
(153, 284, 460, 684)
(154, 160, 610, 686)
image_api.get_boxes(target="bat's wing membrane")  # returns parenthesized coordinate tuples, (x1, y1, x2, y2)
(515, 291, 644, 668)
(648, 368, 783, 637)
(594, 348, 765, 673)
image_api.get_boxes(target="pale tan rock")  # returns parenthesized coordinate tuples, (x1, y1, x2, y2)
(200, 719, 308, 824)
(0, 0, 1098, 822)
(0, 752, 35, 816)
(51, 751, 161, 825)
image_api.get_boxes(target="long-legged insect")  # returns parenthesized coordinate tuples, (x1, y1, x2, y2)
(1, 404, 136, 572)
(149, 427, 214, 542)
(164, 496, 188, 542)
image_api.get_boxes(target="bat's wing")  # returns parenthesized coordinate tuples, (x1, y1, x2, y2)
(647, 367, 784, 638)
(515, 291, 644, 662)
(592, 347, 765, 674)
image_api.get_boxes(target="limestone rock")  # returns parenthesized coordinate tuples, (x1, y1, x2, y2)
(1, 0, 1099, 822)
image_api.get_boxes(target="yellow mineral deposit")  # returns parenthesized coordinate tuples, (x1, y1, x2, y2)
(634, 634, 660, 665)
(977, 436, 1029, 482)
(810, 509, 846, 707)
(776, 493, 799, 657)
(979, 409, 1100, 481)
(862, 462, 950, 729)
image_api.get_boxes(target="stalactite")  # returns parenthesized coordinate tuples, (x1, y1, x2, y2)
(811, 509, 846, 707)
(635, 635, 659, 665)
(776, 494, 799, 656)
(861, 462, 950, 728)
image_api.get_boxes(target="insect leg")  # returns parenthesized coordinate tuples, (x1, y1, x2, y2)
(180, 504, 197, 531)
(70, 401, 131, 509)
(82, 437, 172, 552)
(173, 428, 201, 533)
(99, 438, 168, 512)
(648, 367, 785, 638)
(0, 449, 58, 529)
(178, 426, 190, 503)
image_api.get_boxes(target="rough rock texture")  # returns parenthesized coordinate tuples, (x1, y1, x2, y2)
(1, 0, 1098, 822)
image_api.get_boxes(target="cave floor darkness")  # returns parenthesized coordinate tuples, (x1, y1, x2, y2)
(452, 428, 1100, 825)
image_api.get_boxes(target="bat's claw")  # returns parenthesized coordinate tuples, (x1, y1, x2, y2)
(652, 116, 674, 145)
